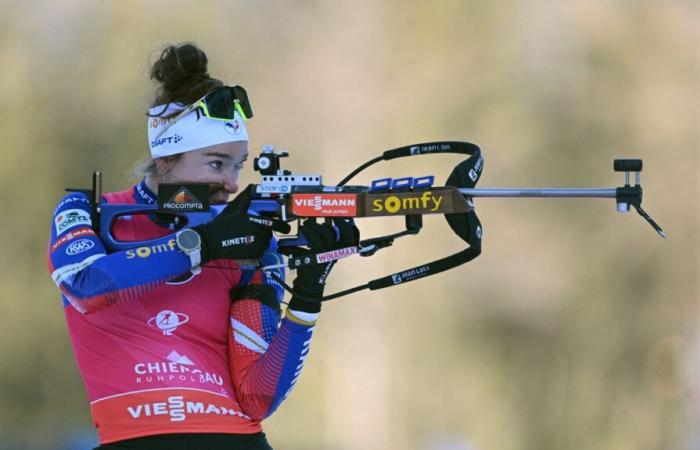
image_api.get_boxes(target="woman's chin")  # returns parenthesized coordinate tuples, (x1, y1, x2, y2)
(211, 197, 231, 204)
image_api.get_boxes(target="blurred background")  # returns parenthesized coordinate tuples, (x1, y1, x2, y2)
(0, 0, 697, 449)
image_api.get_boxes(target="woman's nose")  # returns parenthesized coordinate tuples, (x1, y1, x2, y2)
(223, 171, 239, 194)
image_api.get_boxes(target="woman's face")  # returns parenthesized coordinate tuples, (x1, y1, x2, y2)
(159, 141, 248, 204)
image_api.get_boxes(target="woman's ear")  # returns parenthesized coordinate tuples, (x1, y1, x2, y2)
(155, 156, 178, 177)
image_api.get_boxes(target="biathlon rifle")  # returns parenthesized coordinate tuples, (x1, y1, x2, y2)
(67, 141, 665, 302)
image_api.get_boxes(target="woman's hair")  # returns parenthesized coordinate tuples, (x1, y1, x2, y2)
(133, 42, 223, 179)
(149, 42, 223, 108)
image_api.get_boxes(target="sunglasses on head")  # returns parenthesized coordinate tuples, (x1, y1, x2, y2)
(199, 85, 253, 121)
(154, 85, 253, 140)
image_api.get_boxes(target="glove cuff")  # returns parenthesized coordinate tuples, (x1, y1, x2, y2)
(231, 284, 281, 315)
(286, 309, 319, 326)
(288, 294, 322, 313)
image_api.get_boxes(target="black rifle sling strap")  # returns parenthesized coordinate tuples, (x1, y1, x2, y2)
(365, 147, 484, 292)
(300, 141, 484, 301)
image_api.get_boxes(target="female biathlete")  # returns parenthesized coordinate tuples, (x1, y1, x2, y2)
(47, 43, 358, 450)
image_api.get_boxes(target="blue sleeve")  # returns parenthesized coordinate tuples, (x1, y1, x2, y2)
(228, 243, 316, 421)
(228, 302, 316, 421)
(260, 240, 286, 303)
(47, 192, 192, 314)
(237, 239, 287, 303)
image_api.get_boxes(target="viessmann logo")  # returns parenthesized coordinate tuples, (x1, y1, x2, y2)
(291, 194, 357, 217)
(126, 395, 251, 422)
(50, 227, 95, 253)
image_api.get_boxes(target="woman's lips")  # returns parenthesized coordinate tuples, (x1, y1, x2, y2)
(210, 192, 232, 204)
(208, 184, 233, 203)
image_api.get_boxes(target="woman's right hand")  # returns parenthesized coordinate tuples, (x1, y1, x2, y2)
(193, 214, 286, 263)
(193, 189, 289, 263)
(288, 218, 360, 312)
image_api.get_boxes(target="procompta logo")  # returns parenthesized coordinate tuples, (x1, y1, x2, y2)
(174, 190, 193, 204)
(163, 186, 204, 211)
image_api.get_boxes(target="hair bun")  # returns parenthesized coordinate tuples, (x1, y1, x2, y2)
(149, 43, 223, 108)
(151, 43, 209, 91)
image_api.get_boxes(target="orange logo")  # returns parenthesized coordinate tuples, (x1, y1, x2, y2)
(291, 194, 358, 217)
(174, 190, 193, 203)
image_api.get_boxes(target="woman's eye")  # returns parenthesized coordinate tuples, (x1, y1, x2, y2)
(209, 161, 224, 170)
(234, 163, 245, 170)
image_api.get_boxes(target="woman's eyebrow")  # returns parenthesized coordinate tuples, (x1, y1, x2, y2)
(202, 152, 231, 159)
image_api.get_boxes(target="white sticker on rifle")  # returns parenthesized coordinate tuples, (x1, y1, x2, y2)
(315, 246, 358, 264)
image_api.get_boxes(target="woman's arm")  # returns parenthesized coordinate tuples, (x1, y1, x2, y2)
(228, 301, 317, 421)
(227, 269, 318, 421)
(227, 219, 358, 420)
(47, 192, 192, 314)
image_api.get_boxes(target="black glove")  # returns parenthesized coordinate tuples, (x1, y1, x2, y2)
(193, 187, 289, 263)
(288, 218, 360, 313)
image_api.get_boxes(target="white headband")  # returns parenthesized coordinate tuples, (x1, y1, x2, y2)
(147, 103, 249, 158)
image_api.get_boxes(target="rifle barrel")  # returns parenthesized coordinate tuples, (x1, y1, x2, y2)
(458, 188, 618, 198)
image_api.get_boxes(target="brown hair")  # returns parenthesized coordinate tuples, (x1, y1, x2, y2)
(149, 42, 223, 108)
(133, 43, 224, 179)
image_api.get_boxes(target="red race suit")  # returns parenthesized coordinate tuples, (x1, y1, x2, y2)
(47, 181, 317, 444)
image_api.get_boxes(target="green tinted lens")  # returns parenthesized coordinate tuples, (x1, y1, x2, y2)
(201, 86, 253, 120)
(231, 85, 253, 119)
(202, 89, 235, 120)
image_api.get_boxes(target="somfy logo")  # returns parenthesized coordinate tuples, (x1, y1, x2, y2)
(371, 191, 443, 213)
